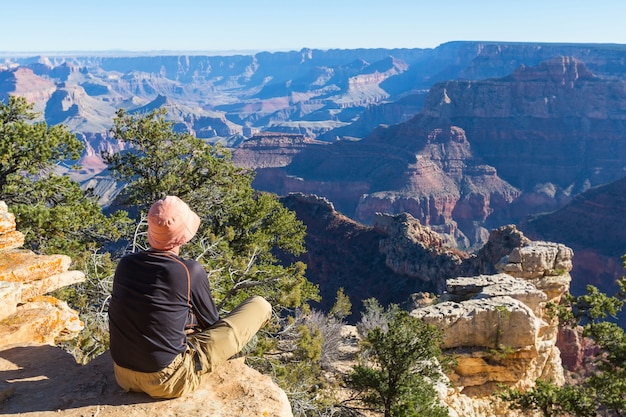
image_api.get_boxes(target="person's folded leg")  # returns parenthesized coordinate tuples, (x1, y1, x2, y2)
(188, 295, 272, 373)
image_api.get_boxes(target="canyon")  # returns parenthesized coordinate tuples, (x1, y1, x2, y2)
(3, 41, 626, 416)
(2, 41, 626, 305)
(0, 200, 575, 417)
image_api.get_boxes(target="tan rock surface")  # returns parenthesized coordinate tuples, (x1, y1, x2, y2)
(0, 202, 85, 344)
(445, 273, 547, 315)
(414, 296, 540, 350)
(0, 202, 16, 234)
(0, 346, 292, 417)
(0, 231, 24, 251)
(497, 241, 574, 279)
(0, 282, 21, 321)
(0, 249, 72, 283)
(20, 270, 86, 302)
(0, 297, 84, 346)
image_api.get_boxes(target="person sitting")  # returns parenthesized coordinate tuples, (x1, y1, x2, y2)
(108, 195, 272, 399)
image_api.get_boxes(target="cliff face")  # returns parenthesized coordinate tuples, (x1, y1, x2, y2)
(281, 194, 573, 416)
(232, 132, 325, 169)
(0, 202, 84, 346)
(0, 67, 56, 113)
(423, 57, 626, 193)
(277, 194, 416, 320)
(0, 202, 293, 417)
(260, 116, 521, 249)
(249, 55, 626, 280)
(521, 175, 626, 260)
(279, 194, 567, 319)
(413, 241, 573, 417)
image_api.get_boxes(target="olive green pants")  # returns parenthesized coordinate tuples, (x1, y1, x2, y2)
(113, 295, 272, 399)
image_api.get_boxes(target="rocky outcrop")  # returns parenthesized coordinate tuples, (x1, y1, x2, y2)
(424, 57, 626, 193)
(277, 193, 416, 321)
(412, 240, 573, 417)
(374, 212, 466, 293)
(0, 202, 293, 417)
(0, 67, 56, 112)
(461, 224, 531, 275)
(0, 201, 84, 346)
(279, 194, 556, 323)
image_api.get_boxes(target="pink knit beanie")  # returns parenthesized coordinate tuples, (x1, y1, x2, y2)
(147, 196, 201, 250)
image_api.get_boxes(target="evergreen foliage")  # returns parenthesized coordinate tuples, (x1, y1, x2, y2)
(329, 287, 352, 320)
(347, 301, 450, 417)
(103, 108, 318, 312)
(0, 96, 81, 188)
(0, 96, 129, 256)
(250, 291, 356, 417)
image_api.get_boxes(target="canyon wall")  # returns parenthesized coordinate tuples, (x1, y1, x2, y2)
(413, 241, 573, 417)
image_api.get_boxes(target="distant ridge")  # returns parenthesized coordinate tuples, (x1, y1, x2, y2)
(4, 40, 626, 302)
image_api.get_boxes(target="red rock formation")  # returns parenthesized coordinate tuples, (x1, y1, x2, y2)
(0, 67, 56, 108)
(252, 57, 626, 257)
(231, 133, 324, 168)
(255, 117, 520, 248)
(423, 57, 626, 192)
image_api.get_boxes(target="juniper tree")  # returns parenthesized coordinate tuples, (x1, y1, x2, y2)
(0, 96, 128, 255)
(103, 108, 318, 311)
(347, 303, 450, 417)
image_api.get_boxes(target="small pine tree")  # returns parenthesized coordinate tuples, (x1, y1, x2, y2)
(329, 287, 352, 320)
(347, 305, 450, 417)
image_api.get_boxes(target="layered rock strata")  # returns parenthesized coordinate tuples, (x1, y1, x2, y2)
(374, 212, 466, 293)
(411, 240, 572, 417)
(0, 201, 84, 345)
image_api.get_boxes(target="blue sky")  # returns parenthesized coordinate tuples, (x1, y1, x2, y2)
(3, 0, 625, 53)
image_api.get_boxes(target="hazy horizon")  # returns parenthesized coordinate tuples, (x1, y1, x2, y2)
(3, 1, 626, 53)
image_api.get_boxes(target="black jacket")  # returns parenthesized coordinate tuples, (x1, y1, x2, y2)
(108, 250, 219, 372)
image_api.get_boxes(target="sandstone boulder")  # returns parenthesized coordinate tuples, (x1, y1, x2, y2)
(0, 203, 85, 346)
(496, 240, 573, 302)
(413, 296, 540, 350)
(497, 241, 574, 279)
(445, 273, 547, 316)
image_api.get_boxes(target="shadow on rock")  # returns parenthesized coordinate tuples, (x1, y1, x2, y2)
(0, 345, 155, 414)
